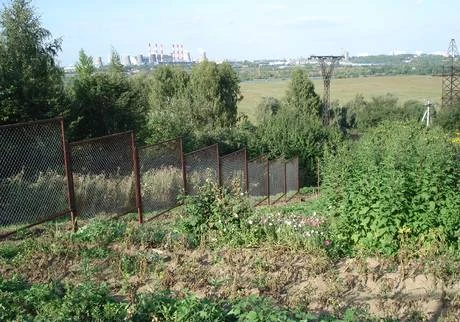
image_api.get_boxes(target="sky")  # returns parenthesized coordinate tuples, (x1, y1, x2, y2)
(2, 0, 460, 66)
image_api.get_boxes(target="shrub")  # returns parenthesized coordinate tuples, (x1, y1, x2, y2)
(322, 121, 460, 255)
(179, 180, 253, 246)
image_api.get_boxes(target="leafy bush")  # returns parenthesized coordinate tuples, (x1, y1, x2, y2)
(0, 277, 126, 321)
(179, 180, 253, 246)
(322, 121, 460, 255)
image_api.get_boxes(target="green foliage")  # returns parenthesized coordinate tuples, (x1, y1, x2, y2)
(285, 68, 321, 116)
(255, 96, 281, 122)
(190, 61, 241, 128)
(343, 94, 425, 131)
(322, 122, 460, 255)
(146, 62, 242, 146)
(179, 180, 253, 246)
(436, 102, 460, 131)
(0, 276, 387, 322)
(65, 49, 148, 141)
(0, 0, 65, 124)
(72, 217, 127, 245)
(255, 106, 340, 184)
(0, 277, 126, 321)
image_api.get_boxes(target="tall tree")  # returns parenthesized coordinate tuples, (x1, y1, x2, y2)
(0, 0, 64, 124)
(284, 68, 321, 116)
(190, 61, 241, 128)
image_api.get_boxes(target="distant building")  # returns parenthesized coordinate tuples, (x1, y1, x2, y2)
(95, 56, 103, 68)
(122, 55, 132, 66)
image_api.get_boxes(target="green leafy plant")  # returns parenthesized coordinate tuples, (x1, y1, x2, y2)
(322, 121, 460, 256)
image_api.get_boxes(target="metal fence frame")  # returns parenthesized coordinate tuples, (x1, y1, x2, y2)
(184, 144, 220, 196)
(247, 155, 269, 206)
(69, 131, 140, 221)
(137, 137, 184, 222)
(0, 117, 300, 240)
(0, 118, 75, 239)
(219, 148, 248, 192)
(285, 157, 300, 202)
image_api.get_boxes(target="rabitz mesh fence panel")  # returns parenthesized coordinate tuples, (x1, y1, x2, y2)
(220, 149, 247, 192)
(138, 138, 183, 219)
(184, 144, 219, 196)
(269, 159, 286, 204)
(70, 132, 136, 219)
(248, 156, 268, 205)
(285, 157, 299, 200)
(0, 119, 69, 232)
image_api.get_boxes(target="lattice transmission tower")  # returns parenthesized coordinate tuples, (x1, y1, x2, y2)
(310, 55, 343, 125)
(441, 39, 460, 108)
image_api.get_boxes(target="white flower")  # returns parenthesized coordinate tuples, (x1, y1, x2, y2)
(248, 220, 253, 225)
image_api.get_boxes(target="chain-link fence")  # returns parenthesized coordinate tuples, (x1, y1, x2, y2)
(248, 156, 268, 206)
(285, 157, 299, 201)
(70, 132, 137, 219)
(0, 118, 71, 237)
(138, 138, 184, 221)
(184, 144, 219, 196)
(1, 115, 301, 238)
(269, 159, 286, 204)
(220, 148, 247, 193)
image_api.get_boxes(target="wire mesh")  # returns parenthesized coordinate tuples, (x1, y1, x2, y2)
(70, 132, 136, 219)
(269, 159, 286, 204)
(138, 138, 183, 219)
(286, 157, 299, 200)
(184, 144, 219, 196)
(248, 156, 268, 205)
(220, 148, 247, 193)
(0, 119, 70, 232)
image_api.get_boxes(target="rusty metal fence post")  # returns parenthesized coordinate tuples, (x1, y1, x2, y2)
(180, 138, 187, 196)
(131, 132, 143, 224)
(267, 158, 271, 205)
(217, 145, 222, 187)
(244, 149, 249, 193)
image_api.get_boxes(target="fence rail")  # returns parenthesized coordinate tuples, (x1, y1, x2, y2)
(0, 118, 299, 239)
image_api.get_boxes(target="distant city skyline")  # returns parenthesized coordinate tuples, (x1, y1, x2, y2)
(3, 0, 459, 66)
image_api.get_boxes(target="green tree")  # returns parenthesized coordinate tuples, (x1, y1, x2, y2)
(146, 65, 193, 143)
(0, 0, 64, 124)
(189, 61, 241, 128)
(75, 49, 95, 78)
(284, 68, 321, 115)
(66, 50, 147, 141)
(255, 96, 280, 123)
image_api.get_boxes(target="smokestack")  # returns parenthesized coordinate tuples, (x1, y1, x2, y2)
(160, 44, 163, 62)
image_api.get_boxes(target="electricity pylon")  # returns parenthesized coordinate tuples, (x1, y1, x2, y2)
(310, 55, 343, 125)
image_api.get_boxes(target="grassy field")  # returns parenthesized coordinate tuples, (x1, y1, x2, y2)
(238, 75, 442, 121)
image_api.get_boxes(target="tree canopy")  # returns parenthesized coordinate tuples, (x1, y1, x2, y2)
(0, 0, 64, 124)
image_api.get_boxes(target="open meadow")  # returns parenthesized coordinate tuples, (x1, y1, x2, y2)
(238, 75, 442, 121)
